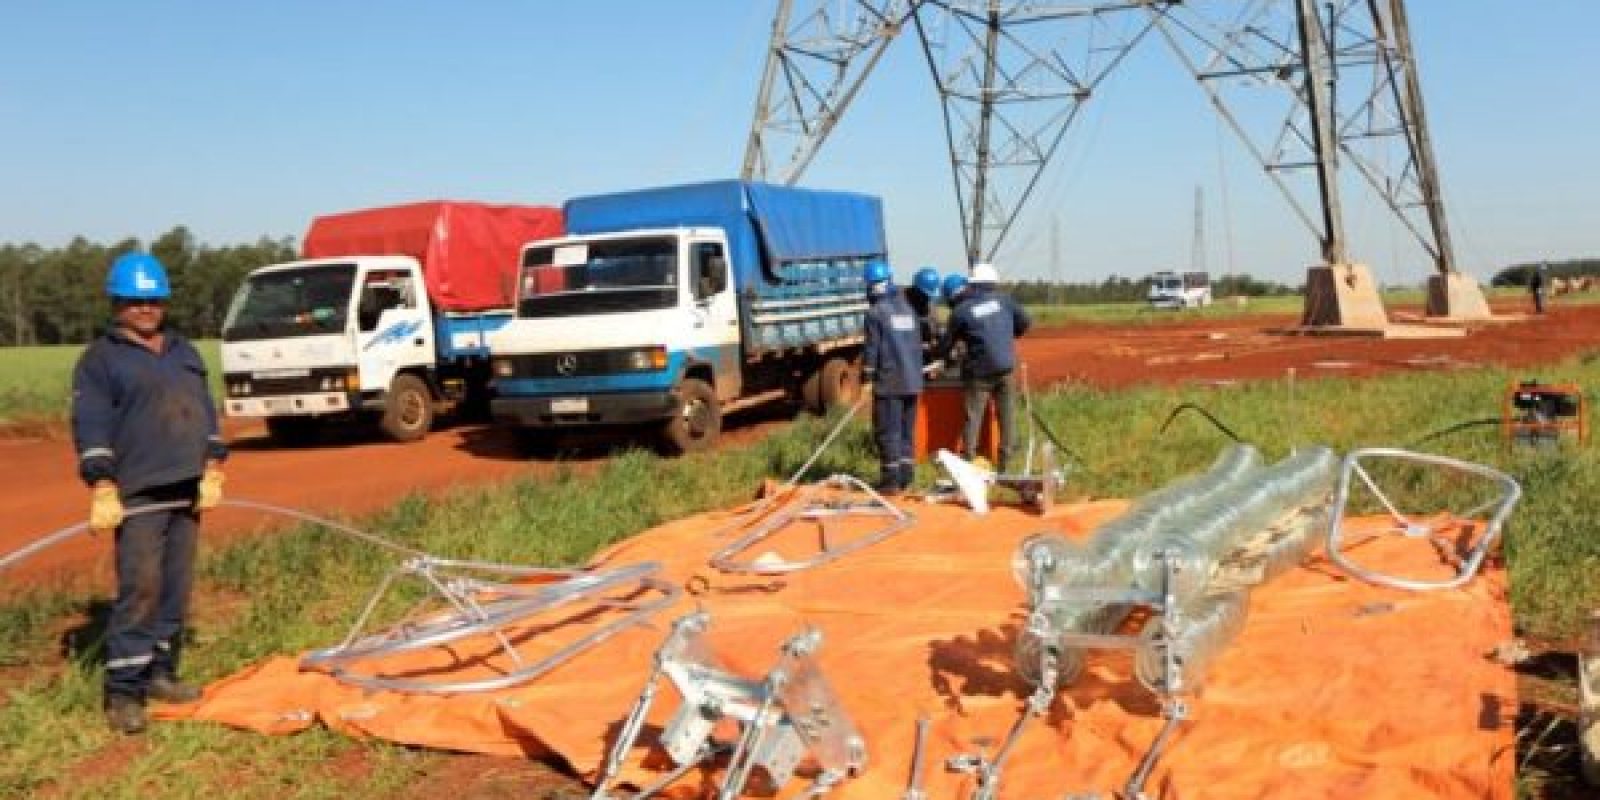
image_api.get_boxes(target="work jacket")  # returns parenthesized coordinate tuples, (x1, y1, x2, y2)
(863, 288, 926, 397)
(940, 286, 1031, 379)
(72, 326, 227, 497)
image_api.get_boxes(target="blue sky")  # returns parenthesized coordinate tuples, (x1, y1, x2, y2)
(2, 1, 1595, 285)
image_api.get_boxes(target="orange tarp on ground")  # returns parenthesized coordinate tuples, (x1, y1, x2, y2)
(162, 498, 1517, 799)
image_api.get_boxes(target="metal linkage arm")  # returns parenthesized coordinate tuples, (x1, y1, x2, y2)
(1325, 447, 1522, 591)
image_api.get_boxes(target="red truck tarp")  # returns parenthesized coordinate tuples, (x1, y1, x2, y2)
(302, 202, 563, 313)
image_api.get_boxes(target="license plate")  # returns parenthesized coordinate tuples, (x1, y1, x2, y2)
(550, 397, 589, 414)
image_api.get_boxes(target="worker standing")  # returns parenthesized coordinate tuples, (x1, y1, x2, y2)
(1530, 262, 1547, 315)
(72, 252, 227, 734)
(861, 260, 924, 495)
(937, 262, 1031, 473)
(906, 267, 944, 354)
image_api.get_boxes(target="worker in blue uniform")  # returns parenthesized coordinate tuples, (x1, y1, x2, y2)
(72, 252, 227, 734)
(861, 260, 925, 495)
(936, 262, 1031, 473)
(906, 267, 944, 353)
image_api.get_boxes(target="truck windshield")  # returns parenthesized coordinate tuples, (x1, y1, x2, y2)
(222, 263, 357, 341)
(517, 237, 678, 318)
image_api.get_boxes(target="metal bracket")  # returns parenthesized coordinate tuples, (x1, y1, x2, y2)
(1325, 447, 1522, 591)
(591, 612, 866, 799)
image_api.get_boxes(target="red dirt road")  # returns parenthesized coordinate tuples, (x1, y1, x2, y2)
(3, 302, 1596, 591)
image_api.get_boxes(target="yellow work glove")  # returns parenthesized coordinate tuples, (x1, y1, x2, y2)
(196, 468, 225, 512)
(90, 485, 123, 532)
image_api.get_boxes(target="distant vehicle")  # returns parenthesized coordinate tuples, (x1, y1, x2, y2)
(1148, 270, 1212, 309)
(489, 179, 885, 454)
(220, 202, 563, 444)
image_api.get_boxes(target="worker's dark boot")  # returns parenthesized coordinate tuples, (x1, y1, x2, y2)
(105, 694, 147, 735)
(147, 675, 201, 704)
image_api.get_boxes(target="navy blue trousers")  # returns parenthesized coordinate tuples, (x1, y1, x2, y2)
(105, 486, 198, 699)
(873, 393, 919, 487)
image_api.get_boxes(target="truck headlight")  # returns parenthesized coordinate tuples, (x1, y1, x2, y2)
(493, 358, 515, 378)
(229, 381, 252, 397)
(626, 347, 668, 371)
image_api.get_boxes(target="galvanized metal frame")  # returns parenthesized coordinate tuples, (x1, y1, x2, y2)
(708, 473, 915, 575)
(1325, 447, 1522, 592)
(301, 559, 680, 694)
(591, 611, 867, 800)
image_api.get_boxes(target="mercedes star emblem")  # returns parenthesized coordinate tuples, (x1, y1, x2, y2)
(555, 354, 578, 376)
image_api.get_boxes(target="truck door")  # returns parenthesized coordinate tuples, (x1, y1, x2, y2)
(353, 268, 433, 392)
(686, 239, 741, 400)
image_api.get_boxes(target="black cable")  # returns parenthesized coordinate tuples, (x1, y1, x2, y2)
(1156, 402, 1248, 444)
(1405, 417, 1503, 448)
(1027, 407, 1091, 471)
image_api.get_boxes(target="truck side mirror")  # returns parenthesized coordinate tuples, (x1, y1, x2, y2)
(358, 300, 382, 332)
(696, 253, 727, 301)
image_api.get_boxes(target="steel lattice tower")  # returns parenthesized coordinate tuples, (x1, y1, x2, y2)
(743, 0, 1486, 321)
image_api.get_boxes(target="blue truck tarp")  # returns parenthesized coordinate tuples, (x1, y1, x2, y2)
(562, 179, 886, 293)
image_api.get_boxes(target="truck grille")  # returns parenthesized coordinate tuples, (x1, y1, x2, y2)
(225, 369, 349, 395)
(500, 349, 650, 378)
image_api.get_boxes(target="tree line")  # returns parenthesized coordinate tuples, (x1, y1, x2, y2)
(1489, 258, 1600, 287)
(0, 227, 295, 346)
(998, 273, 1298, 305)
(1, 226, 1588, 347)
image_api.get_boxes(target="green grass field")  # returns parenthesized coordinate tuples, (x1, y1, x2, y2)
(1, 352, 1597, 797)
(0, 340, 222, 428)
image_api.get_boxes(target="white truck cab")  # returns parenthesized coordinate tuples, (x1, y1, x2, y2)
(489, 228, 744, 451)
(221, 256, 441, 442)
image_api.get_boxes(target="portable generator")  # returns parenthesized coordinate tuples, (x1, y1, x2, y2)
(1503, 380, 1587, 446)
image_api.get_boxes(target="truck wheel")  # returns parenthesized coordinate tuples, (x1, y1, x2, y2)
(818, 356, 861, 411)
(265, 416, 322, 446)
(381, 374, 434, 442)
(660, 378, 720, 455)
(800, 367, 824, 415)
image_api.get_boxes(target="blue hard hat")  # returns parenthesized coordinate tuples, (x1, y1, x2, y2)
(941, 273, 968, 302)
(912, 267, 941, 297)
(863, 259, 892, 286)
(106, 252, 171, 300)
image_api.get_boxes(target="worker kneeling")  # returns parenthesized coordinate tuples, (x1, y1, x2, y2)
(862, 260, 924, 495)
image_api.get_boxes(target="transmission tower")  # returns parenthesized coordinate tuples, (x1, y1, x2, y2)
(743, 0, 1486, 321)
(1146, 0, 1487, 320)
(910, 1, 1156, 268)
(742, 0, 920, 185)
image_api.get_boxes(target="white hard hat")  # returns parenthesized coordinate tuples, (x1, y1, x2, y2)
(971, 262, 999, 283)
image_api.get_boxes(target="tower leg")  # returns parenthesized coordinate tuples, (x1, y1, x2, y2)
(1300, 263, 1389, 331)
(1425, 273, 1493, 320)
